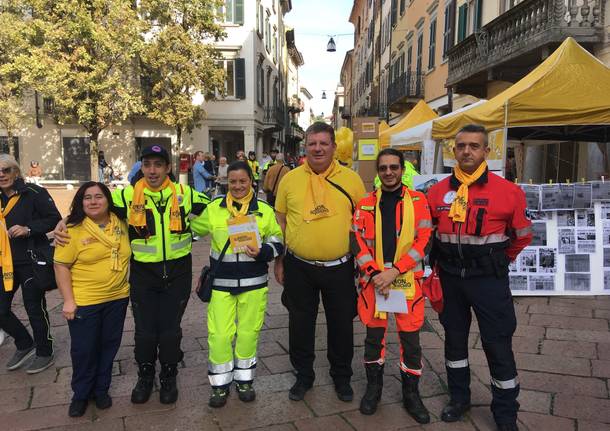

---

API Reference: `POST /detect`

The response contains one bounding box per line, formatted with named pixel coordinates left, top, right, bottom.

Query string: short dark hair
left=227, top=160, right=253, bottom=181
left=305, top=122, right=335, bottom=144
left=66, top=182, right=120, bottom=226
left=376, top=148, right=404, bottom=170
left=456, top=124, right=488, bottom=146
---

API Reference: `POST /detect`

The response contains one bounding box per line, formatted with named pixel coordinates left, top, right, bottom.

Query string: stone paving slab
left=0, top=189, right=609, bottom=430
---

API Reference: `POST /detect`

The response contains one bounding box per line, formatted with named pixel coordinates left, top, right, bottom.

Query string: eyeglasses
left=378, top=164, right=401, bottom=172
left=0, top=167, right=12, bottom=175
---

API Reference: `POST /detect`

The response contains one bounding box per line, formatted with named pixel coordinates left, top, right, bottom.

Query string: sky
left=284, top=0, right=355, bottom=119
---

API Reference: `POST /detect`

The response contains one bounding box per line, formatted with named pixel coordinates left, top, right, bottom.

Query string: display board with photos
left=510, top=182, right=610, bottom=296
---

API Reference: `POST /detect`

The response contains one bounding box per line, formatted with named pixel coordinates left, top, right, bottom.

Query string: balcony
left=447, top=0, right=606, bottom=96
left=388, top=72, right=425, bottom=112
left=286, top=123, right=305, bottom=141
left=264, top=105, right=286, bottom=130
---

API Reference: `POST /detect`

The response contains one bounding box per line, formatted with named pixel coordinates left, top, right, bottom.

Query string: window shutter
left=457, top=4, right=467, bottom=42
left=474, top=0, right=483, bottom=31
left=443, top=1, right=456, bottom=57
left=235, top=58, right=246, bottom=99
left=391, top=0, right=397, bottom=26
left=235, top=0, right=244, bottom=25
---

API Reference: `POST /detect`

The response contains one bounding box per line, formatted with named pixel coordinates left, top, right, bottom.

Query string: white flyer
left=375, top=290, right=408, bottom=313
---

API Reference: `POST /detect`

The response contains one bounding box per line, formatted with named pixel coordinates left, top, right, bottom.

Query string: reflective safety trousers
left=207, top=288, right=268, bottom=387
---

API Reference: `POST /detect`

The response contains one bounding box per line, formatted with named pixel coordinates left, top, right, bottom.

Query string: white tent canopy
left=390, top=100, right=487, bottom=174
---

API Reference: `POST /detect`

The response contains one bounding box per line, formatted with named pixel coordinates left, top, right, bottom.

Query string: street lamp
left=326, top=37, right=336, bottom=52
left=321, top=91, right=327, bottom=99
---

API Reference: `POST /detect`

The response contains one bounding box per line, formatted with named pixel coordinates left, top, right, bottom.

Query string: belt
left=288, top=250, right=351, bottom=267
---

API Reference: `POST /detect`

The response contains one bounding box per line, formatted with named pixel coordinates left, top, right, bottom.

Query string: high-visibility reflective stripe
left=235, top=357, right=257, bottom=369
left=408, top=248, right=422, bottom=262
left=351, top=224, right=359, bottom=232
left=491, top=376, right=519, bottom=389
left=209, top=372, right=233, bottom=386
left=445, top=358, right=469, bottom=368
left=365, top=239, right=374, bottom=248
left=213, top=274, right=268, bottom=287
left=131, top=243, right=157, bottom=254
left=357, top=253, right=375, bottom=266
left=400, top=362, right=422, bottom=375
left=266, top=242, right=282, bottom=258
left=266, top=236, right=283, bottom=244
left=170, top=237, right=192, bottom=251
left=437, top=233, right=509, bottom=245
left=515, top=226, right=532, bottom=237
left=418, top=219, right=433, bottom=228
left=210, top=250, right=255, bottom=262
left=233, top=368, right=255, bottom=381
left=415, top=262, right=424, bottom=272
left=209, top=360, right=234, bottom=374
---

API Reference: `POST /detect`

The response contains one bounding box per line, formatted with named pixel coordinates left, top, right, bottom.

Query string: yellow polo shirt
left=54, top=221, right=131, bottom=306
left=276, top=163, right=366, bottom=261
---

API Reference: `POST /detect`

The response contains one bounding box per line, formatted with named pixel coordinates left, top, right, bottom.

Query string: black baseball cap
left=140, top=145, right=170, bottom=164
left=270, top=148, right=279, bottom=154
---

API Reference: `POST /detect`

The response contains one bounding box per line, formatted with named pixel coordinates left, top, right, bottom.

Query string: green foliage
left=139, top=0, right=226, bottom=148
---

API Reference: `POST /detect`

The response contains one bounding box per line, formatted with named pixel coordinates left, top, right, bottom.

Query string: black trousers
left=439, top=271, right=519, bottom=425
left=282, top=253, right=357, bottom=386
left=130, top=255, right=192, bottom=365
left=0, top=263, right=53, bottom=356
left=68, top=298, right=128, bottom=400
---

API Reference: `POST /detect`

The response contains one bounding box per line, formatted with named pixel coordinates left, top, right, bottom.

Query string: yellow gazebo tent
left=379, top=100, right=438, bottom=148
left=432, top=37, right=610, bottom=139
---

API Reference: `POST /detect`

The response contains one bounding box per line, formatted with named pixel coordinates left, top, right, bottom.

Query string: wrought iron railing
left=447, top=0, right=606, bottom=86
left=388, top=72, right=425, bottom=107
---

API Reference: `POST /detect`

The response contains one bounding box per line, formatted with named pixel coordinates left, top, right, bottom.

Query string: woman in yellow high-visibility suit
left=191, top=161, right=284, bottom=408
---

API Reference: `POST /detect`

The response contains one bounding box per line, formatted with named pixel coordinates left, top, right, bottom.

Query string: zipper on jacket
left=457, top=222, right=465, bottom=278
left=158, top=191, right=168, bottom=280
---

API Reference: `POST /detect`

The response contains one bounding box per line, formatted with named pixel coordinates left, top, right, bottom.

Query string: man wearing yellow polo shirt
left=275, top=122, right=366, bottom=402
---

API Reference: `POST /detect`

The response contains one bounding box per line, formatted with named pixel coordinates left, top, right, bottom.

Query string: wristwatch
left=26, top=227, right=31, bottom=237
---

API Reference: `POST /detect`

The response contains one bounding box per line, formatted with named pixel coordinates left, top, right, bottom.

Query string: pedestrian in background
left=247, top=151, right=260, bottom=193
left=54, top=182, right=131, bottom=417
left=27, top=161, right=43, bottom=185
left=216, top=156, right=229, bottom=195
left=262, top=153, right=290, bottom=206
left=191, top=161, right=283, bottom=408
left=351, top=148, right=432, bottom=422
left=193, top=151, right=215, bottom=194
left=274, top=122, right=366, bottom=402
left=427, top=124, right=532, bottom=431
left=0, top=154, right=61, bottom=374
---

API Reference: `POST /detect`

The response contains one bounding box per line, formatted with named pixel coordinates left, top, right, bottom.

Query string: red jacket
left=427, top=170, right=532, bottom=276
left=351, top=186, right=433, bottom=286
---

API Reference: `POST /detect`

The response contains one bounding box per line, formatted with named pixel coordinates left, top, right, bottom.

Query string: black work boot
left=159, top=363, right=178, bottom=404
left=359, top=363, right=384, bottom=415
left=401, top=371, right=430, bottom=424
left=131, top=362, right=155, bottom=404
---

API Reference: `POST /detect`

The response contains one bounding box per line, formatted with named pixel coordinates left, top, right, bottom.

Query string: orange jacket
left=351, top=186, right=433, bottom=287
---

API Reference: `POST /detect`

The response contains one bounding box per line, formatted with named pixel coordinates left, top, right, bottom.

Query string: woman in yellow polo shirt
left=54, top=182, right=131, bottom=418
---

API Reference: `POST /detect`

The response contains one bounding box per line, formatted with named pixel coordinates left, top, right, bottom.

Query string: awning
left=379, top=100, right=438, bottom=148
left=432, top=37, right=610, bottom=139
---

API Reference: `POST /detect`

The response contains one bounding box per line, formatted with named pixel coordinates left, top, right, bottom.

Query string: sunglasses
left=0, top=167, right=12, bottom=175
left=378, top=164, right=401, bottom=172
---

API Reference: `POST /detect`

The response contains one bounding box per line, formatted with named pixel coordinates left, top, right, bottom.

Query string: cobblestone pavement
left=0, top=188, right=609, bottom=430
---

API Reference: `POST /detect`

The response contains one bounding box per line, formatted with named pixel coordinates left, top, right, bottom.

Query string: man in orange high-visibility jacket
left=351, top=148, right=433, bottom=422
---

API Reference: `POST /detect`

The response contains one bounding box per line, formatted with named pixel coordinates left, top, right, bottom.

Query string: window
left=443, top=0, right=456, bottom=58
left=257, top=61, right=264, bottom=106
left=217, top=58, right=245, bottom=99
left=273, top=29, right=278, bottom=64
left=416, top=33, right=423, bottom=75
left=256, top=1, right=263, bottom=36
left=265, top=15, right=271, bottom=53
left=428, top=18, right=437, bottom=69
left=407, top=45, right=413, bottom=71
left=218, top=0, right=244, bottom=25
left=400, top=0, right=405, bottom=15
left=391, top=0, right=398, bottom=26
left=457, top=3, right=468, bottom=42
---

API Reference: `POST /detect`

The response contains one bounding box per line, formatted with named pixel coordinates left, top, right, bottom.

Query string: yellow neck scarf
left=374, top=188, right=415, bottom=319
left=449, top=161, right=488, bottom=223
left=0, top=195, right=20, bottom=292
left=129, top=177, right=182, bottom=232
left=302, top=160, right=339, bottom=221
left=82, top=213, right=124, bottom=272
left=225, top=188, right=254, bottom=218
